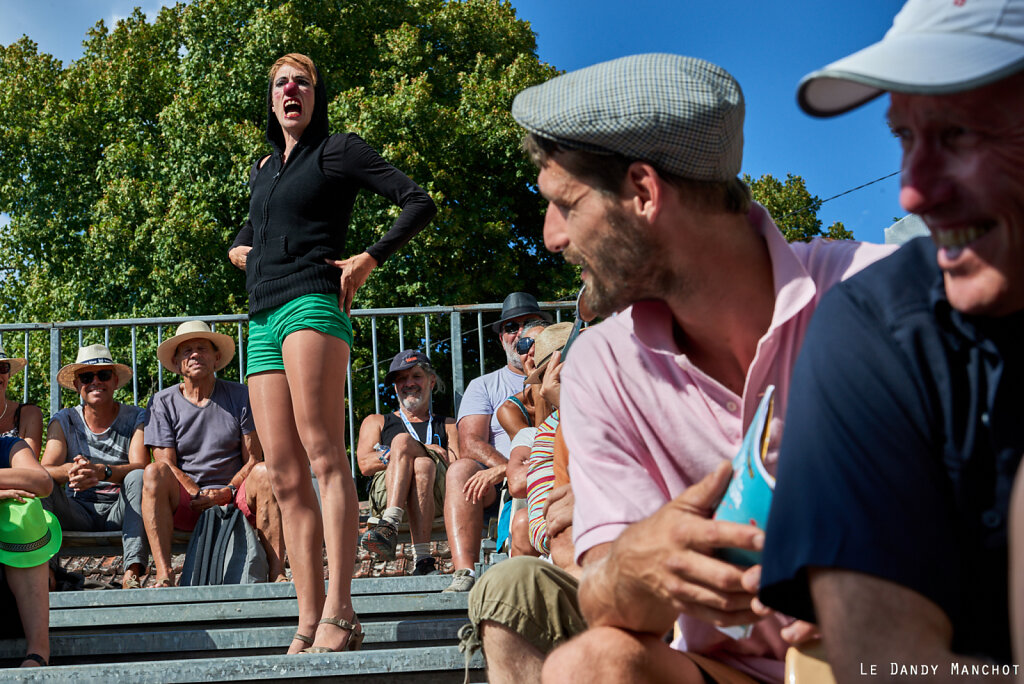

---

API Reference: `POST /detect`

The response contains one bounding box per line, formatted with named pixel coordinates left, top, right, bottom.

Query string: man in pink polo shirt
left=503, top=54, right=896, bottom=684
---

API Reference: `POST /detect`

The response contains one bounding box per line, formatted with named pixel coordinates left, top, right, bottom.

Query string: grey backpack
left=179, top=504, right=268, bottom=585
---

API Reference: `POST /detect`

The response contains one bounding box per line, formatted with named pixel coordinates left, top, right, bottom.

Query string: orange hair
left=268, top=53, right=318, bottom=86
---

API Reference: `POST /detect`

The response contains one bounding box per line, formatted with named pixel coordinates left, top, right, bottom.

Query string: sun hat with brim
left=490, top=292, right=553, bottom=333
left=157, top=320, right=235, bottom=374
left=797, top=0, right=1024, bottom=117
left=57, top=344, right=133, bottom=391
left=0, top=349, right=27, bottom=377
left=512, top=53, right=745, bottom=182
left=525, top=322, right=574, bottom=385
left=0, top=498, right=62, bottom=568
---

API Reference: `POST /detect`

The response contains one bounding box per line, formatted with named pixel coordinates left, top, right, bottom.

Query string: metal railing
left=0, top=302, right=576, bottom=474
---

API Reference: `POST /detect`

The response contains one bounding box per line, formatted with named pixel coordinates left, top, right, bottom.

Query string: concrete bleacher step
left=0, top=575, right=487, bottom=682
left=0, top=646, right=484, bottom=683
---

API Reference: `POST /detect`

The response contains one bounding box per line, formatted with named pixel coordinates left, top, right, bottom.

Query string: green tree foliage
left=0, top=0, right=576, bottom=412
left=745, top=173, right=854, bottom=242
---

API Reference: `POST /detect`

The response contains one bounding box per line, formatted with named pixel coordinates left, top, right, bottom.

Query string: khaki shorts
left=368, top=446, right=447, bottom=518
left=466, top=557, right=761, bottom=684
left=467, top=556, right=586, bottom=654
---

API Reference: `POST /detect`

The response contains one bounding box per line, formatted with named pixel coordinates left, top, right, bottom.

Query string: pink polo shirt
left=562, top=203, right=895, bottom=682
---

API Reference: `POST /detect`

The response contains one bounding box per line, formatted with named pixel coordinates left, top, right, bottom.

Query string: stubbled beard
left=567, top=205, right=675, bottom=317
left=503, top=338, right=524, bottom=371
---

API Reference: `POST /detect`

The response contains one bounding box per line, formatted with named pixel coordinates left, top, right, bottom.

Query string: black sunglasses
left=0, top=362, right=9, bottom=375
left=78, top=369, right=114, bottom=384
left=515, top=337, right=535, bottom=355
left=501, top=321, right=525, bottom=335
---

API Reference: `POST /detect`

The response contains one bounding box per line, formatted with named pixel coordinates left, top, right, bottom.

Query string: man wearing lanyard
left=357, top=350, right=459, bottom=576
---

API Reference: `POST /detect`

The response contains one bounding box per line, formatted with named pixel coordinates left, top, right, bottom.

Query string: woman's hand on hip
left=327, top=252, right=378, bottom=315
left=229, top=245, right=252, bottom=271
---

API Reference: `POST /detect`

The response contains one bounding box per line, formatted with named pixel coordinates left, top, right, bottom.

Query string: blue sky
left=0, top=0, right=907, bottom=244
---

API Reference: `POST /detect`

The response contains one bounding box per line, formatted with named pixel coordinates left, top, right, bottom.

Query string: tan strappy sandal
left=301, top=615, right=364, bottom=653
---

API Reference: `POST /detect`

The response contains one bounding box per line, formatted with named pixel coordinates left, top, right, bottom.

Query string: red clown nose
left=283, top=81, right=299, bottom=97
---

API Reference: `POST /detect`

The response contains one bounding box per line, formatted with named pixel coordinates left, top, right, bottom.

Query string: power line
left=775, top=170, right=900, bottom=223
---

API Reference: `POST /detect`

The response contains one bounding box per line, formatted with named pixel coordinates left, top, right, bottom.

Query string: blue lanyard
left=397, top=406, right=435, bottom=446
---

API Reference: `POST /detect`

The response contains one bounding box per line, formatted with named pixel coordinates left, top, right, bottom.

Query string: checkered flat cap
left=513, top=53, right=744, bottom=181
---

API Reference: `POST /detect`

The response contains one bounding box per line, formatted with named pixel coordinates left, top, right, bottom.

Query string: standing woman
left=229, top=53, right=436, bottom=654
left=0, top=350, right=43, bottom=458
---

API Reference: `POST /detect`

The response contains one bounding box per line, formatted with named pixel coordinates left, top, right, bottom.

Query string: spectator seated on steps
left=479, top=53, right=892, bottom=684
left=142, top=321, right=284, bottom=587
left=0, top=435, right=60, bottom=667
left=463, top=319, right=584, bottom=684
left=442, top=292, right=551, bottom=593
left=356, top=350, right=458, bottom=576
left=40, top=344, right=148, bottom=590
left=760, top=0, right=1024, bottom=675
left=0, top=348, right=44, bottom=459
left=497, top=322, right=572, bottom=559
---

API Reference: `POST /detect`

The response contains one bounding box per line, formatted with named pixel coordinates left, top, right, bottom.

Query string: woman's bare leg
left=249, top=370, right=323, bottom=654
left=282, top=330, right=360, bottom=651
left=7, top=564, right=49, bottom=665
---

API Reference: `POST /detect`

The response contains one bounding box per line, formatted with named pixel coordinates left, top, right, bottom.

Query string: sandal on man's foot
left=153, top=577, right=175, bottom=588
left=360, top=520, right=398, bottom=561
left=301, top=615, right=364, bottom=653
left=21, top=653, right=47, bottom=667
left=292, top=632, right=314, bottom=648
left=122, top=574, right=141, bottom=589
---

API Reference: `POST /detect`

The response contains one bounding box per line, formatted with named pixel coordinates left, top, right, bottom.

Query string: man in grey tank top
left=41, top=344, right=148, bottom=590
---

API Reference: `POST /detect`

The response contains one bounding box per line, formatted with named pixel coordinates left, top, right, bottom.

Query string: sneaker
left=442, top=568, right=475, bottom=592
left=412, top=557, right=437, bottom=576
left=360, top=520, right=398, bottom=561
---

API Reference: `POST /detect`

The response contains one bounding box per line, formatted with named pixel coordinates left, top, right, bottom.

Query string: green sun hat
left=0, top=498, right=62, bottom=568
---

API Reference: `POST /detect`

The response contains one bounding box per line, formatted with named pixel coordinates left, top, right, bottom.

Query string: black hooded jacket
left=231, top=67, right=436, bottom=315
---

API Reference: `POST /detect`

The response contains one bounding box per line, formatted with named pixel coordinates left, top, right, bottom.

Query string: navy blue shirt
left=760, top=237, right=1024, bottom=663
left=0, top=436, right=18, bottom=469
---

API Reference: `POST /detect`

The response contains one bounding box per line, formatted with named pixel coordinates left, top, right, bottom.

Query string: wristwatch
left=103, top=465, right=113, bottom=480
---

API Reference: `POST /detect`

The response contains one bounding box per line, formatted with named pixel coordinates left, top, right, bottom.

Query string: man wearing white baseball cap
left=760, top=0, right=1024, bottom=677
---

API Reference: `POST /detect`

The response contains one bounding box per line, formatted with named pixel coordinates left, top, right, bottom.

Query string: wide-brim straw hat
left=525, top=322, right=574, bottom=385
left=0, top=498, right=62, bottom=568
left=157, top=320, right=235, bottom=374
left=0, top=349, right=27, bottom=376
left=57, top=344, right=133, bottom=391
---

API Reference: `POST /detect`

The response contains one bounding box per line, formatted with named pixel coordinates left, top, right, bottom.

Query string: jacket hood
left=265, top=64, right=329, bottom=154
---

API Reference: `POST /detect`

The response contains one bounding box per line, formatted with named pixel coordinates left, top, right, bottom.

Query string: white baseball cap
left=798, top=0, right=1024, bottom=117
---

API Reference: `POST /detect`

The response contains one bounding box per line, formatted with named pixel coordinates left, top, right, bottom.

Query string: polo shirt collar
left=629, top=202, right=817, bottom=354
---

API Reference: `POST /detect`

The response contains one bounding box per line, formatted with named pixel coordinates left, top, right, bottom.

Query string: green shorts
left=247, top=293, right=354, bottom=376
left=369, top=447, right=448, bottom=518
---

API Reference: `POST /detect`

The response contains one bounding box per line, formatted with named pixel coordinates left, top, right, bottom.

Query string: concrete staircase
left=0, top=575, right=488, bottom=682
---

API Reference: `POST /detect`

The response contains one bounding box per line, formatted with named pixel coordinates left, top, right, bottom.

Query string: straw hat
left=0, top=348, right=27, bottom=376
left=0, top=498, right=62, bottom=568
left=525, top=322, right=574, bottom=385
left=157, top=320, right=235, bottom=374
left=57, top=344, right=133, bottom=391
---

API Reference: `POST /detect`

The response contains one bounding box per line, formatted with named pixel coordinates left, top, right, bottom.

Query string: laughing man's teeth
left=932, top=225, right=992, bottom=249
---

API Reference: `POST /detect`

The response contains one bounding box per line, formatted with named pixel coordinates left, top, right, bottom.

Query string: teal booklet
left=713, top=384, right=776, bottom=567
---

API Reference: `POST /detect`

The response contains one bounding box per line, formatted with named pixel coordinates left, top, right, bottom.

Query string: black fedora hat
left=490, top=292, right=553, bottom=333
